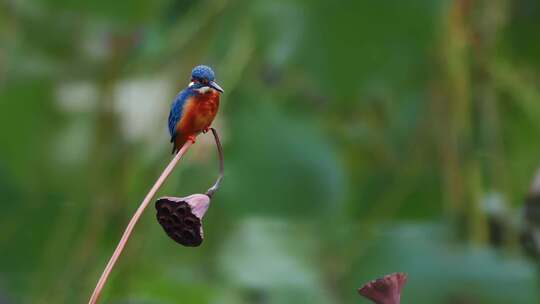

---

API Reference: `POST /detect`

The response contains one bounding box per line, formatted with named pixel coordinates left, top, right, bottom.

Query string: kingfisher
left=168, top=65, right=224, bottom=153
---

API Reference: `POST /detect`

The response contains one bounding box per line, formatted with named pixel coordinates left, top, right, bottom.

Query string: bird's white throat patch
left=188, top=82, right=213, bottom=94
left=195, top=86, right=212, bottom=94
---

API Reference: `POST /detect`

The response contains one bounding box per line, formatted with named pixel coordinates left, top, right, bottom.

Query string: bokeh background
left=2, top=0, right=540, bottom=303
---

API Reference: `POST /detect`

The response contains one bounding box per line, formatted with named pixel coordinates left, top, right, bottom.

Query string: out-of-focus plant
left=521, top=168, right=540, bottom=259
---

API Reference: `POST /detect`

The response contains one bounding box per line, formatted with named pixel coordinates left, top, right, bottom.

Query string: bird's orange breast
left=176, top=90, right=220, bottom=138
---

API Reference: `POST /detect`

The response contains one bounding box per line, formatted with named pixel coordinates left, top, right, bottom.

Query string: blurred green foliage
left=1, top=0, right=540, bottom=303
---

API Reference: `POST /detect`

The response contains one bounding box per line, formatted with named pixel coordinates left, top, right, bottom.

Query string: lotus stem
left=205, top=127, right=224, bottom=198
left=88, top=140, right=193, bottom=304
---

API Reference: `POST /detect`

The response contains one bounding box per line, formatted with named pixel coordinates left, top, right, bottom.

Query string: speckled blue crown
left=191, top=65, right=215, bottom=81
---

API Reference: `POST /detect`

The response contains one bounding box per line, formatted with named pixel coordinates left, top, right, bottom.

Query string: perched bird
left=168, top=65, right=224, bottom=153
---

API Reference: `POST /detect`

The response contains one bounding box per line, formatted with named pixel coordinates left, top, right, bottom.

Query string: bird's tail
left=172, top=137, right=187, bottom=154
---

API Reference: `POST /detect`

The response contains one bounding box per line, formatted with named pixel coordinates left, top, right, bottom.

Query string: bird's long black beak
left=209, top=81, right=224, bottom=93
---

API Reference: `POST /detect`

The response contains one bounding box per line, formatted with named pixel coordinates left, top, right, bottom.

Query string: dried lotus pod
left=155, top=194, right=210, bottom=247
left=358, top=272, right=408, bottom=304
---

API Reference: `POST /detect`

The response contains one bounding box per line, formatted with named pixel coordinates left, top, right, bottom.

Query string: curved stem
left=206, top=128, right=224, bottom=198
left=88, top=141, right=193, bottom=304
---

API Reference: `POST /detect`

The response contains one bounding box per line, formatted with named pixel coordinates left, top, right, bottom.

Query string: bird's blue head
left=189, top=65, right=224, bottom=93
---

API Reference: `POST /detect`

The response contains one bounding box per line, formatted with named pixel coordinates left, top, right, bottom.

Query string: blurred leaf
left=223, top=99, right=345, bottom=217
left=219, top=217, right=332, bottom=304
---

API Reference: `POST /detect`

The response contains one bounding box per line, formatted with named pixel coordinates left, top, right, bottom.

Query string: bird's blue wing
left=168, top=89, right=193, bottom=142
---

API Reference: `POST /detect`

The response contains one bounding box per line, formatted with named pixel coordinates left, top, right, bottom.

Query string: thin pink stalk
left=88, top=141, right=193, bottom=304
left=206, top=127, right=224, bottom=198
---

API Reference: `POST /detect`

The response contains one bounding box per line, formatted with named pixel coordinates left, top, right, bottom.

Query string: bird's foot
left=187, top=135, right=197, bottom=143
left=202, top=127, right=210, bottom=134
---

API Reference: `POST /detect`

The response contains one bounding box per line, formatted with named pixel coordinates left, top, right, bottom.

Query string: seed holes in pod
left=171, top=213, right=182, bottom=224
left=176, top=205, right=187, bottom=216
left=182, top=229, right=195, bottom=240
left=159, top=205, right=171, bottom=215
left=184, top=217, right=196, bottom=227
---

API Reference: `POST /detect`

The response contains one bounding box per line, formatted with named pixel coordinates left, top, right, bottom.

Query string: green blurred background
left=2, top=0, right=540, bottom=303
